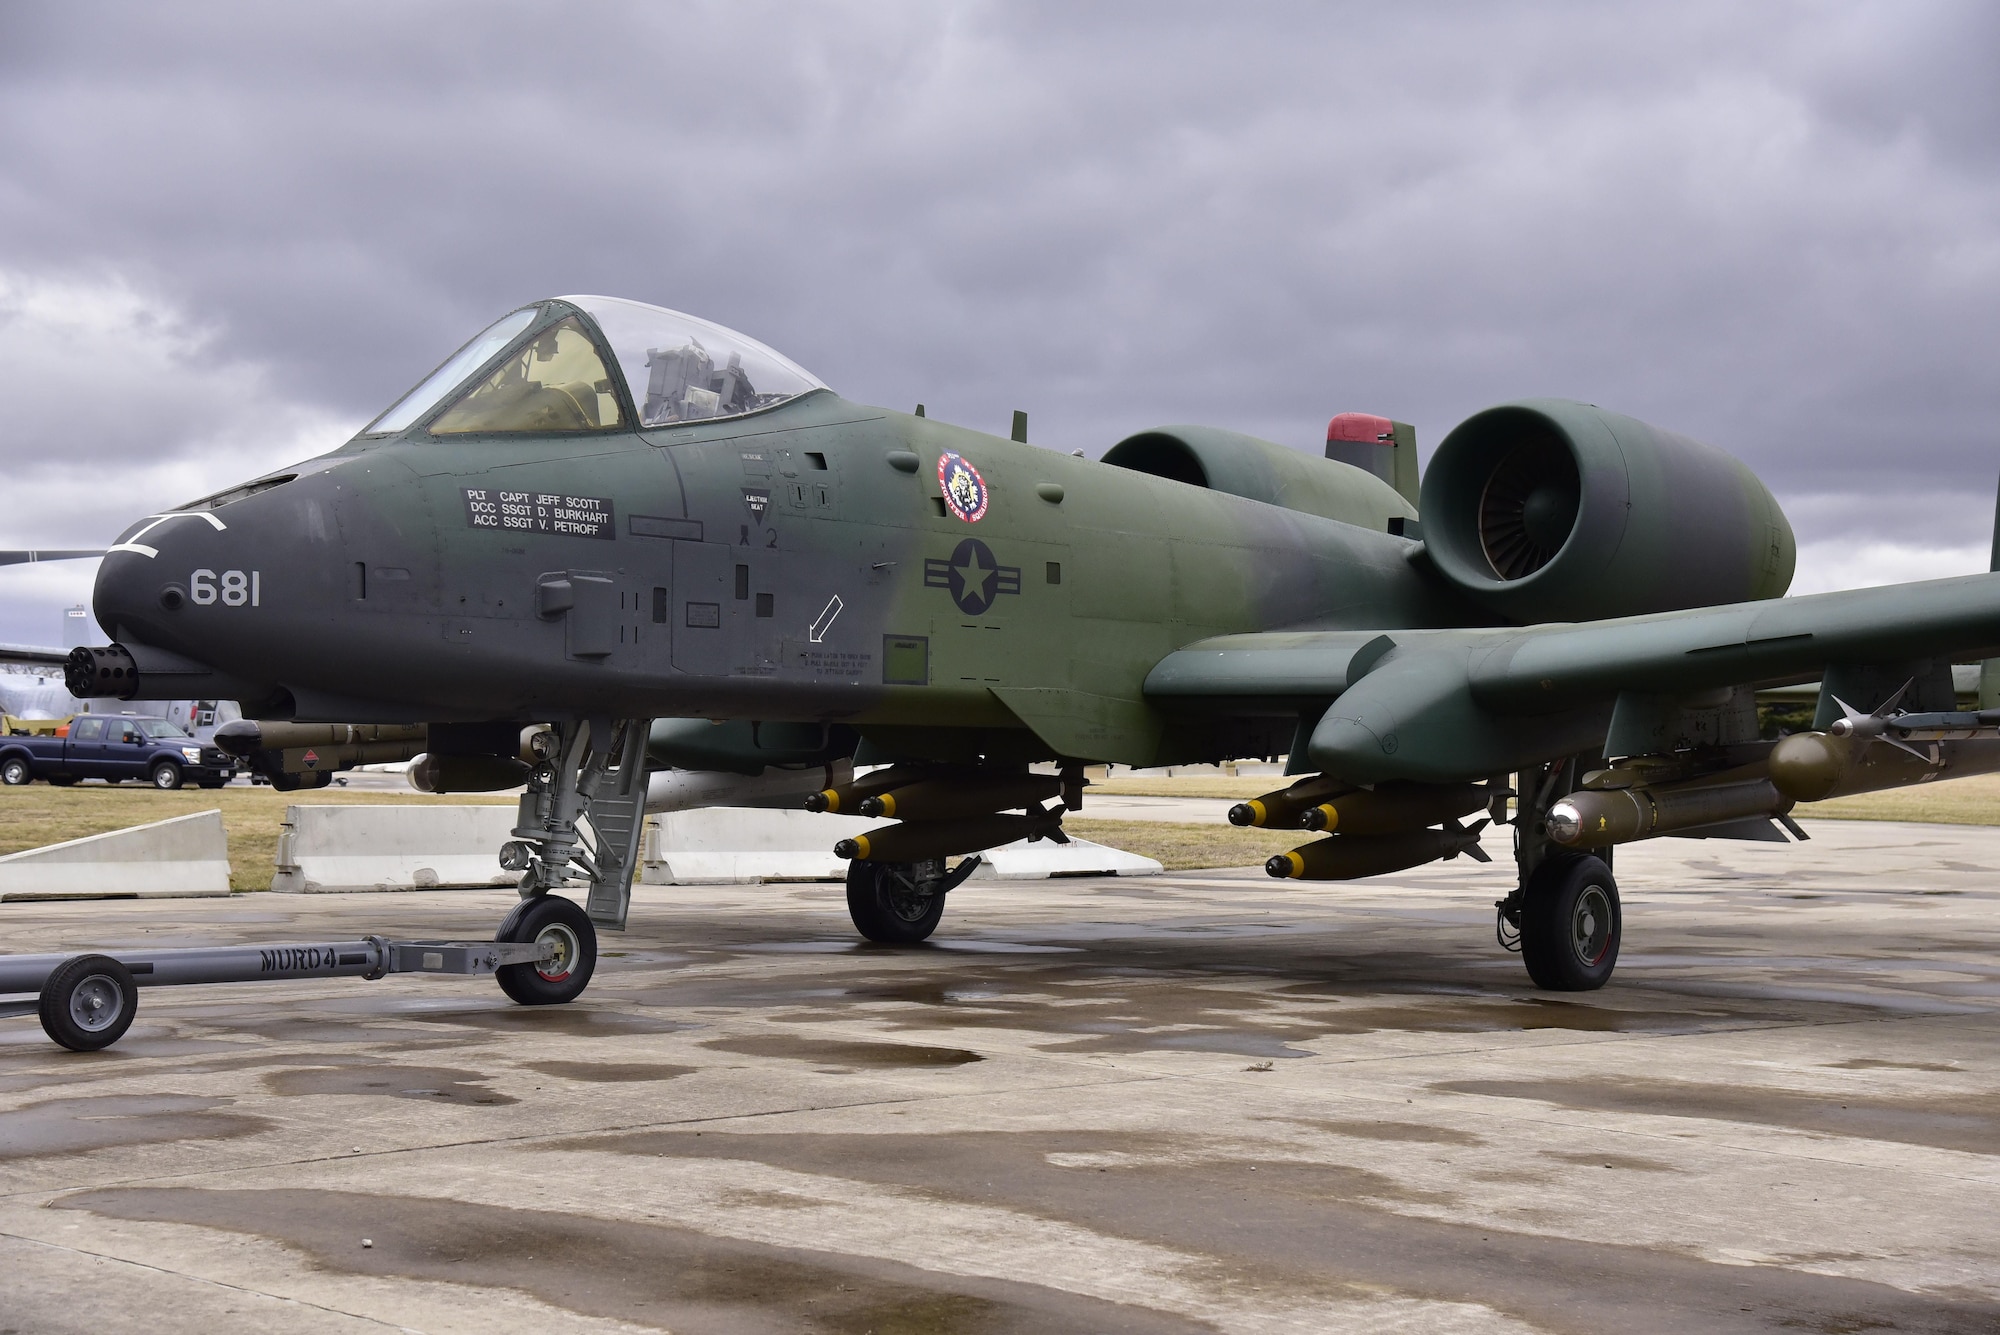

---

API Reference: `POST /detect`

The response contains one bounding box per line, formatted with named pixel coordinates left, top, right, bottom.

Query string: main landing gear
left=845, top=856, right=985, bottom=944
left=1497, top=757, right=1622, bottom=991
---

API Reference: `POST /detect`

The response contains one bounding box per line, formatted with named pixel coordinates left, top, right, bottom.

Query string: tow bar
left=0, top=933, right=564, bottom=1051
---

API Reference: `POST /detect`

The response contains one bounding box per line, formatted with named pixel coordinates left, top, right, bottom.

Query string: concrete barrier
left=642, top=807, right=1162, bottom=884
left=0, top=810, right=231, bottom=900
left=270, top=804, right=518, bottom=894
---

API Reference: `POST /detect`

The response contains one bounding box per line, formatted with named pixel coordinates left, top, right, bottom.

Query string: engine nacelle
left=1104, top=425, right=1415, bottom=530
left=1419, top=398, right=1793, bottom=624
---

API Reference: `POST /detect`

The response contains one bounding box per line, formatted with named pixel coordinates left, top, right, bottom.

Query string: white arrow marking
left=809, top=594, right=844, bottom=643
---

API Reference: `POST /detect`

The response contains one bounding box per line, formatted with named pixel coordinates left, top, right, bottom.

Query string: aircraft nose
left=91, top=513, right=215, bottom=648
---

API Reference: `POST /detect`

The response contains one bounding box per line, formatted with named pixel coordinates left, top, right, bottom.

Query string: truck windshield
left=133, top=718, right=188, bottom=737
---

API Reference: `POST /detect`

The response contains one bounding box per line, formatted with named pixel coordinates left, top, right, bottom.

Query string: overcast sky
left=1, top=1, right=1996, bottom=644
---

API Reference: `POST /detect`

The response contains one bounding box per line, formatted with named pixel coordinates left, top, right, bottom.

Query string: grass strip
left=1065, top=818, right=1304, bottom=872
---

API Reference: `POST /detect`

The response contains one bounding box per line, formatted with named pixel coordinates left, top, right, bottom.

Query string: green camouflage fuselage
left=97, top=390, right=1474, bottom=765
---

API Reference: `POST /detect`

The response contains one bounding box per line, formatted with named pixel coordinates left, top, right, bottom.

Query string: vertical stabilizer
left=1326, top=413, right=1419, bottom=508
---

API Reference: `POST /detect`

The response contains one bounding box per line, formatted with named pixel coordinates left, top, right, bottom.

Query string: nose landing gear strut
left=500, top=716, right=653, bottom=932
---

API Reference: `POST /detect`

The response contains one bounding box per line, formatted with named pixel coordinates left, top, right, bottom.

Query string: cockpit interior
left=364, top=296, right=826, bottom=438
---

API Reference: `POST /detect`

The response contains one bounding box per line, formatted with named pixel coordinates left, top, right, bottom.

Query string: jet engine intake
left=1419, top=399, right=1794, bottom=624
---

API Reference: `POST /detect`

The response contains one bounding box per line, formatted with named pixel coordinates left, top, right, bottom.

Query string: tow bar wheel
left=39, top=954, right=138, bottom=1051
left=494, top=895, right=597, bottom=1005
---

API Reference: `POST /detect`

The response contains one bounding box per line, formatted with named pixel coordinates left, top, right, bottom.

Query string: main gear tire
left=39, top=954, right=138, bottom=1051
left=494, top=895, right=597, bottom=1005
left=846, top=859, right=947, bottom=944
left=1519, top=854, right=1620, bottom=991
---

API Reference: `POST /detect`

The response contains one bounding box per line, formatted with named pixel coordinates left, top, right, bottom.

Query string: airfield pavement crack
left=0, top=1227, right=419, bottom=1332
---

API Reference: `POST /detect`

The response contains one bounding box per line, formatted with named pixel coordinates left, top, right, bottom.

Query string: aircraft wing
left=0, top=550, right=104, bottom=567
left=1146, top=570, right=2000, bottom=783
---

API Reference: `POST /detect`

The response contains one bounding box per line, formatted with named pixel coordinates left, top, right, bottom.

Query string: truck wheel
left=1, top=757, right=29, bottom=785
left=846, top=859, right=947, bottom=944
left=149, top=761, right=184, bottom=790
left=1519, top=854, right=1621, bottom=992
left=494, top=895, right=597, bottom=1005
left=39, top=954, right=139, bottom=1052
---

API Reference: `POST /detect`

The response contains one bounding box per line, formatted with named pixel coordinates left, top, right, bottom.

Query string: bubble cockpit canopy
left=364, top=296, right=827, bottom=436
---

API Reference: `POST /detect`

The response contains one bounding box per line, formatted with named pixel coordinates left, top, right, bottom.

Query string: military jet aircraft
left=64, top=295, right=2000, bottom=1005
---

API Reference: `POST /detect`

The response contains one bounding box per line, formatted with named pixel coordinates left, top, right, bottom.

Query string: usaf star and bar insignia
left=925, top=537, right=1020, bottom=616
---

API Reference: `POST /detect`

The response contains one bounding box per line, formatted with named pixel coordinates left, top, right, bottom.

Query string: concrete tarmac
left=1, top=819, right=1996, bottom=1333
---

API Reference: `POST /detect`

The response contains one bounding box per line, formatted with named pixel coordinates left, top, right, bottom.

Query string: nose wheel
left=494, top=895, right=598, bottom=1005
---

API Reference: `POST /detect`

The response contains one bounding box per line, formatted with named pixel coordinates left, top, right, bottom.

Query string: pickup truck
left=0, top=714, right=237, bottom=789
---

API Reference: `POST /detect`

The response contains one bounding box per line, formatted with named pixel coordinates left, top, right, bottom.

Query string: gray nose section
left=91, top=549, right=160, bottom=644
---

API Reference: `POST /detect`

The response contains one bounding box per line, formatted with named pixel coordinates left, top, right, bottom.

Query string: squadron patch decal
left=924, top=538, right=1020, bottom=616
left=936, top=451, right=989, bottom=523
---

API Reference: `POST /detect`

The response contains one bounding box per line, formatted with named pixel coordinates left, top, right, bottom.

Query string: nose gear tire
left=39, top=953, right=139, bottom=1051
left=846, top=859, right=947, bottom=944
left=494, top=895, right=597, bottom=1005
left=1519, top=853, right=1620, bottom=992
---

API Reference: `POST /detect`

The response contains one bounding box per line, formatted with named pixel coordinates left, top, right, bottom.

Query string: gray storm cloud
left=0, top=1, right=1995, bottom=642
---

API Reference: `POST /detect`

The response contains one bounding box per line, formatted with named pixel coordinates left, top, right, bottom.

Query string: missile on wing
left=1768, top=729, right=2000, bottom=802
left=1298, top=780, right=1490, bottom=834
left=1266, top=821, right=1490, bottom=880
left=1545, top=767, right=1787, bottom=848
left=834, top=808, right=1065, bottom=863
left=1227, top=773, right=1353, bottom=828
left=857, top=772, right=1062, bottom=820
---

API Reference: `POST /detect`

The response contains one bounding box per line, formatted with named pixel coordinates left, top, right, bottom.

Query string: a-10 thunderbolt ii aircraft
left=63, top=295, right=2000, bottom=1004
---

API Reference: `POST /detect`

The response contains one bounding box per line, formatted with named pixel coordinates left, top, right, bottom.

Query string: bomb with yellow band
left=834, top=808, right=1066, bottom=863
left=1297, top=780, right=1491, bottom=834
left=857, top=772, right=1063, bottom=821
left=1266, top=820, right=1491, bottom=881
left=805, top=765, right=925, bottom=814
left=1227, top=774, right=1353, bottom=828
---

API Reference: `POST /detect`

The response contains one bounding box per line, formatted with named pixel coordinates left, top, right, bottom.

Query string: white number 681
left=190, top=569, right=261, bottom=607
